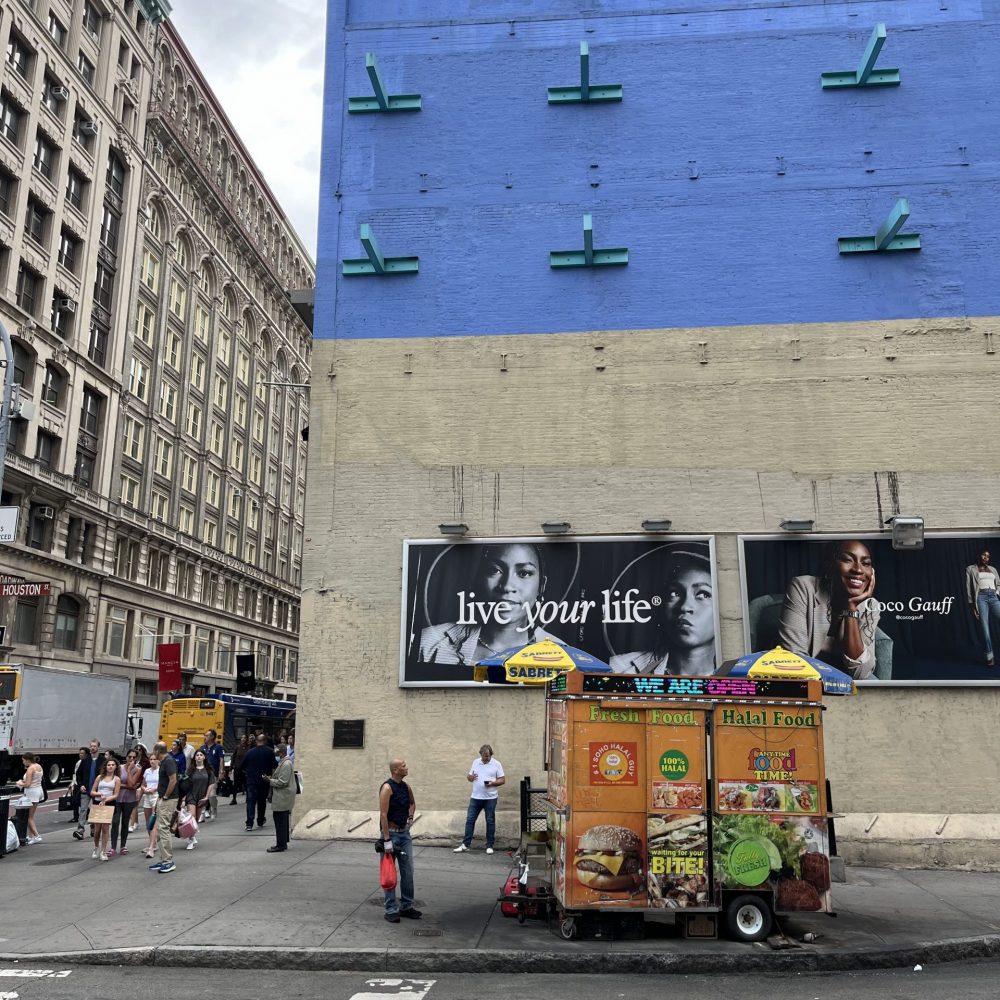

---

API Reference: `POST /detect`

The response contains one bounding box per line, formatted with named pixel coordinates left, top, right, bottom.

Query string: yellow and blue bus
left=160, top=693, right=296, bottom=757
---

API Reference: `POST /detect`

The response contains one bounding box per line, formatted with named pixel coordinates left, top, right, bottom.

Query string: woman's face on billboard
left=481, top=544, right=542, bottom=618
left=663, top=566, right=714, bottom=648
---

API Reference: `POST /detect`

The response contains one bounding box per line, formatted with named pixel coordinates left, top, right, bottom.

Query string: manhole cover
left=413, top=929, right=442, bottom=937
left=32, top=857, right=85, bottom=866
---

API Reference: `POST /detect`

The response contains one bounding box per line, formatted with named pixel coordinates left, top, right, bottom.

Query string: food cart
left=534, top=662, right=838, bottom=941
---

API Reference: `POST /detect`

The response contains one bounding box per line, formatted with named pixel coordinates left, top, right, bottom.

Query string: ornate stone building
left=0, top=0, right=313, bottom=711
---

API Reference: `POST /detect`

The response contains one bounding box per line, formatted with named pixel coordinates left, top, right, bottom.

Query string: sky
left=167, top=0, right=326, bottom=258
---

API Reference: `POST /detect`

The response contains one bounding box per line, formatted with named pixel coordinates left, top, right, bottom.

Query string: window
left=104, top=604, right=129, bottom=656
left=57, top=229, right=80, bottom=272
left=48, top=12, right=68, bottom=48
left=16, top=262, right=40, bottom=316
left=190, top=353, right=205, bottom=391
left=202, top=570, right=219, bottom=607
left=206, top=470, right=220, bottom=506
left=178, top=504, right=194, bottom=535
left=42, top=364, right=66, bottom=407
left=202, top=517, right=217, bottom=546
left=158, top=382, right=176, bottom=421
left=74, top=446, right=96, bottom=487
left=100, top=204, right=119, bottom=254
left=119, top=472, right=140, bottom=506
left=136, top=301, right=154, bottom=345
left=11, top=342, right=32, bottom=386
left=123, top=415, right=144, bottom=459
left=194, top=626, right=211, bottom=671
left=253, top=411, right=265, bottom=443
left=27, top=505, right=53, bottom=551
left=42, top=75, right=67, bottom=115
left=180, top=453, right=197, bottom=492
left=195, top=305, right=209, bottom=342
left=245, top=539, right=257, bottom=564
left=35, top=430, right=60, bottom=468
left=72, top=110, right=95, bottom=149
left=153, top=435, right=172, bottom=477
left=106, top=153, right=126, bottom=199
left=0, top=91, right=24, bottom=144
left=138, top=613, right=161, bottom=662
left=53, top=595, right=81, bottom=650
left=169, top=278, right=186, bottom=318
left=141, top=248, right=159, bottom=290
left=51, top=293, right=74, bottom=338
left=228, top=485, right=242, bottom=518
left=66, top=168, right=87, bottom=210
left=249, top=453, right=262, bottom=486
left=83, top=2, right=102, bottom=41
left=6, top=34, right=33, bottom=81
left=166, top=331, right=181, bottom=368
left=230, top=437, right=244, bottom=469
left=237, top=350, right=250, bottom=384
left=128, top=357, right=149, bottom=401
left=24, top=198, right=48, bottom=244
left=218, top=327, right=232, bottom=366
left=113, top=537, right=140, bottom=579
left=0, top=167, right=15, bottom=214
left=34, top=133, right=58, bottom=180
left=225, top=529, right=238, bottom=555
left=209, top=420, right=223, bottom=457
left=217, top=633, right=233, bottom=674
left=147, top=548, right=169, bottom=589
left=77, top=52, right=96, bottom=86
left=213, top=376, right=228, bottom=409
left=224, top=581, right=239, bottom=614
left=150, top=490, right=169, bottom=521
left=80, top=387, right=102, bottom=435
left=88, top=323, right=108, bottom=367
left=13, top=596, right=39, bottom=645
left=93, top=264, right=114, bottom=310
left=185, top=402, right=202, bottom=439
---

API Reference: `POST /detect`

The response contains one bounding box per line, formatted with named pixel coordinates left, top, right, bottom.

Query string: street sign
left=0, top=581, right=50, bottom=598
left=0, top=507, right=19, bottom=543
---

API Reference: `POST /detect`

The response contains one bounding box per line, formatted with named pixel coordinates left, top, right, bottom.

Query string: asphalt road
left=2, top=962, right=1000, bottom=1000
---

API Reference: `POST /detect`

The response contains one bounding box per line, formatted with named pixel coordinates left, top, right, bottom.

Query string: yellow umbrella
left=474, top=638, right=608, bottom=685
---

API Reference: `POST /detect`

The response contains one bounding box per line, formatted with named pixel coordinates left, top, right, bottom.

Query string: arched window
left=53, top=594, right=81, bottom=650
left=147, top=203, right=162, bottom=240
left=12, top=341, right=35, bottom=388
left=222, top=289, right=235, bottom=320
left=176, top=237, right=189, bottom=271
left=199, top=262, right=213, bottom=296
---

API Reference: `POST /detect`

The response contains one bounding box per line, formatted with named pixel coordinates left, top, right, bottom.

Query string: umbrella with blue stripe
left=720, top=646, right=856, bottom=696
left=474, top=638, right=610, bottom=685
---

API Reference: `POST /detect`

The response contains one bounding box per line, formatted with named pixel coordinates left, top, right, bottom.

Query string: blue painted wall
left=316, top=0, right=998, bottom=340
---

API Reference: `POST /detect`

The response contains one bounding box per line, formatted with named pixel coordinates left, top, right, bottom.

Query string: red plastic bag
left=380, top=852, right=397, bottom=890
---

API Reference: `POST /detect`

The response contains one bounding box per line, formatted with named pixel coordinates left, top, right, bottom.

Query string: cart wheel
left=517, top=909, right=526, bottom=924
left=559, top=916, right=577, bottom=940
left=725, top=895, right=772, bottom=942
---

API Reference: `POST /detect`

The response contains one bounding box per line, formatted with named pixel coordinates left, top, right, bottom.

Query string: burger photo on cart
left=574, top=824, right=644, bottom=896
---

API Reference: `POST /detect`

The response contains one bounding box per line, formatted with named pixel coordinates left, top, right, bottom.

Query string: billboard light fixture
left=780, top=519, right=815, bottom=532
left=438, top=522, right=468, bottom=537
left=885, top=515, right=924, bottom=550
left=541, top=521, right=572, bottom=535
left=641, top=518, right=673, bottom=532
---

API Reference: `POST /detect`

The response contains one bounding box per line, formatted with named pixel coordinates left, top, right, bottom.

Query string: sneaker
left=399, top=908, right=422, bottom=919
left=453, top=844, right=469, bottom=852
left=107, top=848, right=116, bottom=858
left=384, top=913, right=400, bottom=923
left=27, top=835, right=42, bottom=845
left=245, top=825, right=254, bottom=832
left=186, top=840, right=195, bottom=850
left=92, top=849, right=100, bottom=859
left=99, top=853, right=109, bottom=862
left=486, top=847, right=494, bottom=855
left=128, top=823, right=137, bottom=832
left=157, top=862, right=176, bottom=873
left=120, top=847, right=129, bottom=855
left=148, top=860, right=165, bottom=870
left=73, top=829, right=85, bottom=841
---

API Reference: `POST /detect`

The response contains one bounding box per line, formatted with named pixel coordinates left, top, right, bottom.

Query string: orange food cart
left=542, top=668, right=835, bottom=941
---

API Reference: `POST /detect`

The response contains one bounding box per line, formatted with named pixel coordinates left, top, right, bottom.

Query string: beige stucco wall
left=293, top=317, right=1000, bottom=855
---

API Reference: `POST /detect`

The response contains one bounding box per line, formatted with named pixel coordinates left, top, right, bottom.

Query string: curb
left=3, top=936, right=1000, bottom=974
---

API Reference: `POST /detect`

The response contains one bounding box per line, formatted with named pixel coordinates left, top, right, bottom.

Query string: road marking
left=349, top=979, right=435, bottom=1000
left=0, top=971, right=71, bottom=979
left=0, top=991, right=18, bottom=999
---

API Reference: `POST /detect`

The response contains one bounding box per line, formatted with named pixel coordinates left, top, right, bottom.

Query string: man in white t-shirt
left=453, top=744, right=505, bottom=855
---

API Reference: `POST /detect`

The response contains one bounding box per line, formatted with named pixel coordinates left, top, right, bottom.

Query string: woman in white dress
left=15, top=753, right=44, bottom=844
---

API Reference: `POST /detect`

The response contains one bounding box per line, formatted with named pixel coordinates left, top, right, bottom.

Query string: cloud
left=166, top=0, right=325, bottom=257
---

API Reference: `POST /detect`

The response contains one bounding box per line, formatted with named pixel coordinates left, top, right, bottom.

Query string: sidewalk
left=3, top=805, right=1000, bottom=973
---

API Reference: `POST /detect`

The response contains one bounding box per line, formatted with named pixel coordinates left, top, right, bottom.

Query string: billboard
left=400, top=537, right=720, bottom=687
left=740, top=533, right=1000, bottom=685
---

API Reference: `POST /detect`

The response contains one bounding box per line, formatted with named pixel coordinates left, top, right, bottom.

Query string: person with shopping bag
left=378, top=758, right=422, bottom=923
left=262, top=742, right=294, bottom=853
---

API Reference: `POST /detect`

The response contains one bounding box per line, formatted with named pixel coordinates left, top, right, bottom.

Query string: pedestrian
left=169, top=738, right=187, bottom=775
left=140, top=753, right=160, bottom=858
left=89, top=756, right=120, bottom=861
left=286, top=734, right=295, bottom=762
left=231, top=735, right=249, bottom=805
left=262, top=743, right=294, bottom=853
left=241, top=734, right=275, bottom=832
left=110, top=749, right=141, bottom=857
left=149, top=741, right=178, bottom=874
left=15, top=753, right=44, bottom=844
left=453, top=744, right=505, bottom=855
left=178, top=732, right=195, bottom=769
left=129, top=745, right=150, bottom=830
left=183, top=750, right=215, bottom=850
left=379, top=758, right=421, bottom=923
left=69, top=747, right=88, bottom=824
left=198, top=729, right=225, bottom=820
left=74, top=740, right=103, bottom=840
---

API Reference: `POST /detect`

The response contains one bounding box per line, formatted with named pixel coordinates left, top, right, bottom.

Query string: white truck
left=0, top=663, right=141, bottom=786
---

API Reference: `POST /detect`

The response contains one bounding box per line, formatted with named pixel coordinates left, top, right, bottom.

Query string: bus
left=159, top=693, right=296, bottom=758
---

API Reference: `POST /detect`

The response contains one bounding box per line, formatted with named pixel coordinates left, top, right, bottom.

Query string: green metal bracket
left=348, top=53, right=422, bottom=113
left=550, top=215, right=628, bottom=268
left=821, top=24, right=900, bottom=89
left=342, top=225, right=419, bottom=276
left=838, top=199, right=921, bottom=254
left=548, top=43, right=623, bottom=104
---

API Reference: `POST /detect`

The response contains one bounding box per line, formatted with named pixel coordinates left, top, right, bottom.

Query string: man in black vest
left=379, top=758, right=422, bottom=923
left=73, top=739, right=102, bottom=840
